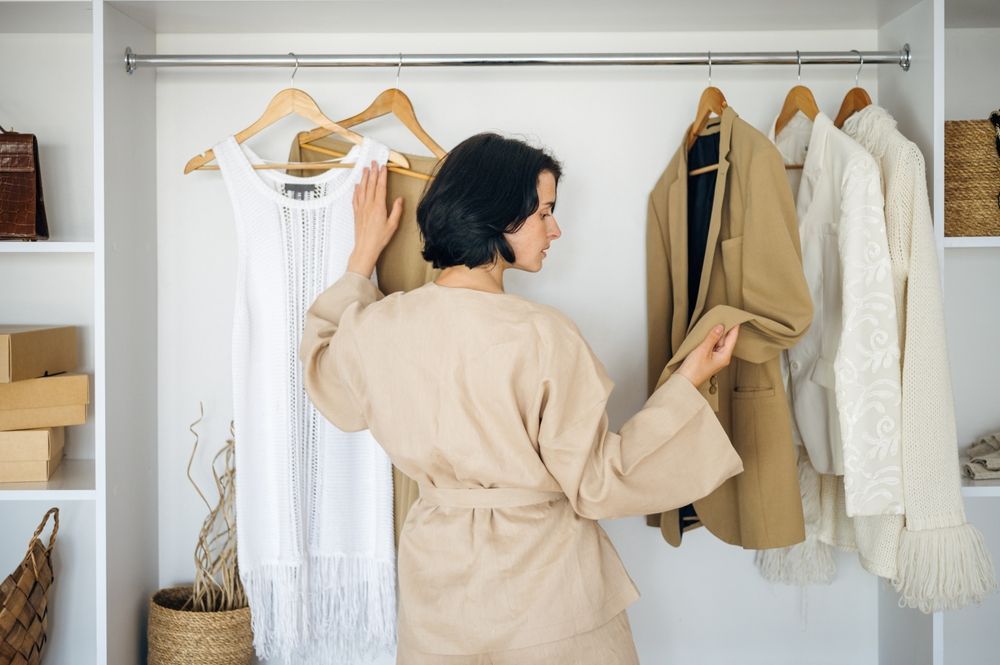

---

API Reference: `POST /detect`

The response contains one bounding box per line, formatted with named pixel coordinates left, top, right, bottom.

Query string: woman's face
left=504, top=171, right=561, bottom=272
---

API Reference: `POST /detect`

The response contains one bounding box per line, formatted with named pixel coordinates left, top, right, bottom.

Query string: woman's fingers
left=388, top=196, right=404, bottom=230
left=701, top=325, right=725, bottom=355
left=359, top=164, right=370, bottom=199
left=376, top=163, right=388, bottom=202
left=713, top=325, right=740, bottom=364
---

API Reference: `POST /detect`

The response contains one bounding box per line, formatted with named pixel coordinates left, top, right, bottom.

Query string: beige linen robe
left=301, top=271, right=743, bottom=655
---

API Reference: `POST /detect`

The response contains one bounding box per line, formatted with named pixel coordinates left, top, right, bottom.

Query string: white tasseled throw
left=214, top=136, right=396, bottom=662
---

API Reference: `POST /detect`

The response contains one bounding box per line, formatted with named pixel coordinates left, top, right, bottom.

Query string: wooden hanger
left=834, top=52, right=872, bottom=128
left=183, top=87, right=411, bottom=174
left=774, top=85, right=820, bottom=137
left=687, top=86, right=728, bottom=176
left=299, top=88, right=446, bottom=159
left=834, top=87, right=872, bottom=128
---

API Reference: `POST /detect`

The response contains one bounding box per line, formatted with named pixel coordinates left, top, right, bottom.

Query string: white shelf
left=944, top=236, right=1000, bottom=248
left=0, top=241, right=96, bottom=253
left=962, top=476, right=1000, bottom=498
left=0, top=459, right=96, bottom=500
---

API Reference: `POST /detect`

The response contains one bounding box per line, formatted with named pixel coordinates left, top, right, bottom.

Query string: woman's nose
left=548, top=218, right=562, bottom=239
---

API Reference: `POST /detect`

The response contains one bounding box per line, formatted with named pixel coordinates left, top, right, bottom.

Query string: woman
left=301, top=133, right=743, bottom=664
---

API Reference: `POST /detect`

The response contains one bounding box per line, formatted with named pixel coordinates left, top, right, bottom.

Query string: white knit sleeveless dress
left=214, top=135, right=396, bottom=663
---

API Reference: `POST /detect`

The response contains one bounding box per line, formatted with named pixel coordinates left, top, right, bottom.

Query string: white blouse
left=770, top=111, right=904, bottom=517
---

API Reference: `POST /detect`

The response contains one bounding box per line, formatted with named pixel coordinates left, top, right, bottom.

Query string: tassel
left=894, top=523, right=998, bottom=612
left=755, top=537, right=836, bottom=586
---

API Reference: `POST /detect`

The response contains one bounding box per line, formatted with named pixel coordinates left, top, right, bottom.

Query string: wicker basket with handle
left=944, top=117, right=1000, bottom=236
left=0, top=508, right=58, bottom=665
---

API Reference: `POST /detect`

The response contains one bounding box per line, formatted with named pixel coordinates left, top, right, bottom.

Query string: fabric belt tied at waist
left=419, top=486, right=566, bottom=508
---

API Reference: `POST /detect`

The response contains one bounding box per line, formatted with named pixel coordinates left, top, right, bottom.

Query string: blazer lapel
left=666, top=150, right=690, bottom=349
left=686, top=106, right=734, bottom=332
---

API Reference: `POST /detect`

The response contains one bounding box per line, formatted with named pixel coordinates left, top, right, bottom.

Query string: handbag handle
left=29, top=507, right=60, bottom=553
left=0, top=125, right=8, bottom=133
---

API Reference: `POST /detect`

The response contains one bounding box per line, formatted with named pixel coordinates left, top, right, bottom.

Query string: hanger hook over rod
left=851, top=49, right=864, bottom=87
left=707, top=50, right=712, bottom=85
left=396, top=52, right=403, bottom=89
left=288, top=52, right=299, bottom=87
left=796, top=50, right=802, bottom=82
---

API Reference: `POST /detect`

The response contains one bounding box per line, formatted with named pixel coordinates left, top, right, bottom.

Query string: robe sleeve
left=657, top=147, right=813, bottom=388
left=300, top=271, right=384, bottom=432
left=537, top=319, right=744, bottom=521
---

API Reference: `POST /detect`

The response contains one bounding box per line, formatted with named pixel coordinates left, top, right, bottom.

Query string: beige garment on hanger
left=290, top=134, right=442, bottom=544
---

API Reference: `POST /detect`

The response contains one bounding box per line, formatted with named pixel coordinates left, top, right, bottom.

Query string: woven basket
left=945, top=119, right=1000, bottom=236
left=148, top=586, right=252, bottom=665
left=0, top=507, right=58, bottom=665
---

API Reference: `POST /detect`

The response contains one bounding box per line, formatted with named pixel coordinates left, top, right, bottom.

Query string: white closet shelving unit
left=937, top=1, right=1000, bottom=664
left=0, top=1, right=996, bottom=664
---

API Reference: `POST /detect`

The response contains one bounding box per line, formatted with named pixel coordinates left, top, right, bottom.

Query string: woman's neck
left=435, top=263, right=506, bottom=293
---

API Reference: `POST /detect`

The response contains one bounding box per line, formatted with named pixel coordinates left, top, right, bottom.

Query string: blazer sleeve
left=658, top=147, right=813, bottom=384
left=537, top=318, right=744, bottom=521
left=834, top=155, right=904, bottom=517
left=300, top=271, right=384, bottom=432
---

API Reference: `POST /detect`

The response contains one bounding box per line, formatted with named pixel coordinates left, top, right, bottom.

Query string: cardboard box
left=0, top=432, right=64, bottom=482
left=0, top=374, right=89, bottom=431
left=0, top=427, right=64, bottom=461
left=0, top=325, right=78, bottom=383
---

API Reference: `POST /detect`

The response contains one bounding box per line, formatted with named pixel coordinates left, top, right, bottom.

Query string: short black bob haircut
left=417, top=133, right=563, bottom=270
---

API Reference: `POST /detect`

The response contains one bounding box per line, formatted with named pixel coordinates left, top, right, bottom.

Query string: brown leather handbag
left=0, top=125, right=48, bottom=241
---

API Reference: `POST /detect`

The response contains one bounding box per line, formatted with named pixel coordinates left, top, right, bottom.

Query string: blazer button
left=709, top=384, right=718, bottom=395
left=709, top=375, right=718, bottom=394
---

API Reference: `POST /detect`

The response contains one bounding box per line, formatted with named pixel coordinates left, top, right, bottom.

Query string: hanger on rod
left=300, top=53, right=446, bottom=158
left=775, top=50, right=820, bottom=170
left=834, top=50, right=873, bottom=128
left=184, top=53, right=410, bottom=174
left=687, top=51, right=728, bottom=176
left=297, top=54, right=443, bottom=181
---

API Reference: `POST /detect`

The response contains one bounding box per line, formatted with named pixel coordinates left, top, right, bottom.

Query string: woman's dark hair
left=417, top=133, right=563, bottom=269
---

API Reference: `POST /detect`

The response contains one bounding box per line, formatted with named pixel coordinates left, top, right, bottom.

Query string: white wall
left=155, top=29, right=885, bottom=665
left=943, top=27, right=1000, bottom=121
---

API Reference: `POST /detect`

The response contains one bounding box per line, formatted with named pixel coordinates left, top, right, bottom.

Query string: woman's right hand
left=676, top=324, right=740, bottom=388
left=347, top=161, right=404, bottom=278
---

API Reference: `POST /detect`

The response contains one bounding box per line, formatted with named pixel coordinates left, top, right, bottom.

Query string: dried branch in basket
left=184, top=403, right=247, bottom=612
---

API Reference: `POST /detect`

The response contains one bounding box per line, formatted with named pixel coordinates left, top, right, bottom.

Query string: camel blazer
left=646, top=106, right=813, bottom=550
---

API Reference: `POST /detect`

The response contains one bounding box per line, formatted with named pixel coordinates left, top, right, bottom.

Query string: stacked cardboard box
left=0, top=326, right=89, bottom=482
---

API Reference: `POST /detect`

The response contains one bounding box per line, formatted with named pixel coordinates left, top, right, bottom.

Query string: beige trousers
left=396, top=611, right=640, bottom=665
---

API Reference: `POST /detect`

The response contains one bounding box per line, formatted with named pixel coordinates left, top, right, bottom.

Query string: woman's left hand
left=347, top=161, right=404, bottom=277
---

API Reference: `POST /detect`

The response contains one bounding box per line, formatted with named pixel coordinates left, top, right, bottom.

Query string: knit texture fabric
left=844, top=106, right=995, bottom=612
left=214, top=136, right=396, bottom=661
